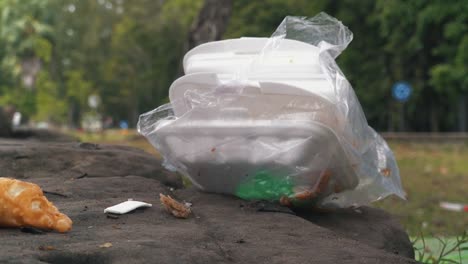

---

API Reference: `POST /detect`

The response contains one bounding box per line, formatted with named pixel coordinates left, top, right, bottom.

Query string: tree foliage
left=0, top=0, right=202, bottom=127
left=0, top=0, right=467, bottom=131
left=226, top=0, right=468, bottom=132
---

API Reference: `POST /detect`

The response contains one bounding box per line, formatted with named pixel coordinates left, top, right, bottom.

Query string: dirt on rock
left=0, top=137, right=416, bottom=264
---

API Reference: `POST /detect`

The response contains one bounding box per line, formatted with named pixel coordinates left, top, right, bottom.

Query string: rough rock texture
left=0, top=139, right=416, bottom=264
left=0, top=139, right=180, bottom=187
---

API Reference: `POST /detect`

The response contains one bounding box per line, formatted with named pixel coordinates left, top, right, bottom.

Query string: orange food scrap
left=279, top=196, right=292, bottom=207
left=316, top=169, right=332, bottom=193
left=293, top=169, right=333, bottom=201
left=159, top=194, right=191, bottom=219
left=380, top=168, right=391, bottom=177
left=294, top=189, right=316, bottom=201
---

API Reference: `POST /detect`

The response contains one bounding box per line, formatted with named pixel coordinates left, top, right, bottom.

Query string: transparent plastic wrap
left=138, top=12, right=405, bottom=208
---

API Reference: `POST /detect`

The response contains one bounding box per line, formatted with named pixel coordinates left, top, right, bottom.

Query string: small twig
left=75, top=173, right=88, bottom=179
left=436, top=236, right=448, bottom=262
left=420, top=230, right=427, bottom=262
left=439, top=231, right=468, bottom=263
left=14, top=155, right=28, bottom=160
left=414, top=230, right=468, bottom=264
left=43, top=190, right=69, bottom=198
left=256, top=207, right=296, bottom=215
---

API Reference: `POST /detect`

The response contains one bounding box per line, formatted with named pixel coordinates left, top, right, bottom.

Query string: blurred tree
left=35, top=71, right=67, bottom=123
left=225, top=0, right=327, bottom=38
left=53, top=0, right=118, bottom=126
left=0, top=107, right=12, bottom=137
left=375, top=0, right=468, bottom=131
left=0, top=0, right=467, bottom=132
left=187, top=0, right=233, bottom=49
left=101, top=0, right=203, bottom=125
left=65, top=70, right=93, bottom=126
left=0, top=0, right=53, bottom=89
left=224, top=0, right=392, bottom=130
left=0, top=0, right=203, bottom=127
left=226, top=0, right=468, bottom=132
left=0, top=0, right=57, bottom=128
left=427, top=3, right=468, bottom=131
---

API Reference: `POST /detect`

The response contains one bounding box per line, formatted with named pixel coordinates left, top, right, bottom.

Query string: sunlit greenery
left=0, top=0, right=467, bottom=131
left=0, top=0, right=202, bottom=126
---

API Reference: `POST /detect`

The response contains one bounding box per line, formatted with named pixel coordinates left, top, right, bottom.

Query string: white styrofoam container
left=182, top=38, right=336, bottom=103
left=183, top=37, right=320, bottom=75
left=154, top=118, right=358, bottom=195
left=143, top=37, right=360, bottom=197
left=168, top=73, right=334, bottom=117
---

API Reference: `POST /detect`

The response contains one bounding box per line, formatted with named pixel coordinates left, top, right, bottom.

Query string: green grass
left=376, top=142, right=468, bottom=236
left=412, top=232, right=468, bottom=263
left=74, top=130, right=468, bottom=237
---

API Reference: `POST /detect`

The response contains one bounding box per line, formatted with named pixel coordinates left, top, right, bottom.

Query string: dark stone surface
left=295, top=207, right=415, bottom=258
left=0, top=140, right=416, bottom=263
left=0, top=139, right=181, bottom=188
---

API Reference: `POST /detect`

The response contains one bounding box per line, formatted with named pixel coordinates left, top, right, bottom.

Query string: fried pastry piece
left=0, top=178, right=72, bottom=233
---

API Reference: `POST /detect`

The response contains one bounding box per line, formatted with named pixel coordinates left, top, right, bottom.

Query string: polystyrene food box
left=148, top=38, right=359, bottom=196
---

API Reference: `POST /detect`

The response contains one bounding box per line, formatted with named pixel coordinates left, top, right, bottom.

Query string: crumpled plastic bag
left=138, top=12, right=405, bottom=208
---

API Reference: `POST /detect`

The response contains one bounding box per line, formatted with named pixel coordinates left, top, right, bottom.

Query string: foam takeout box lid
left=183, top=37, right=322, bottom=76
left=168, top=72, right=335, bottom=117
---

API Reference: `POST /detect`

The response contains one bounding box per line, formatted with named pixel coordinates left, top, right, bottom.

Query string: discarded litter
left=104, top=199, right=152, bottom=215
left=99, top=242, right=113, bottom=248
left=138, top=13, right=405, bottom=208
left=440, top=201, right=468, bottom=212
left=159, top=194, right=191, bottom=219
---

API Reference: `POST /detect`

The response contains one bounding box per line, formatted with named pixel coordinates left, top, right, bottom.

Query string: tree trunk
left=187, top=0, right=233, bottom=50
left=177, top=0, right=233, bottom=77
left=430, top=100, right=439, bottom=132
left=0, top=107, right=12, bottom=137
left=458, top=95, right=467, bottom=132
left=398, top=103, right=405, bottom=132
left=130, top=99, right=139, bottom=128
left=21, top=57, right=41, bottom=90
left=68, top=101, right=79, bottom=129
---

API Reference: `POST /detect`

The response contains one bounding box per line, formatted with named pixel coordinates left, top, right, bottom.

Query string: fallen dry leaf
left=99, top=242, right=113, bottom=248
left=159, top=193, right=191, bottom=219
